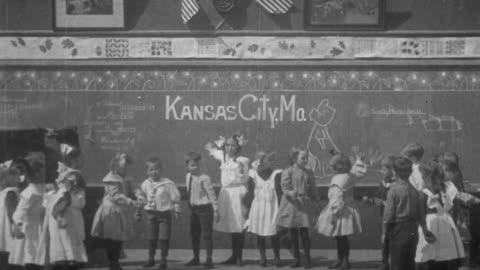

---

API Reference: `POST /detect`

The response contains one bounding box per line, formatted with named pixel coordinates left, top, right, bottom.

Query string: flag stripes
left=181, top=0, right=200, bottom=24
left=255, top=0, right=294, bottom=14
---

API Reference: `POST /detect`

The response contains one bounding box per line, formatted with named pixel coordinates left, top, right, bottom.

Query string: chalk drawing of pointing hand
left=307, top=99, right=340, bottom=177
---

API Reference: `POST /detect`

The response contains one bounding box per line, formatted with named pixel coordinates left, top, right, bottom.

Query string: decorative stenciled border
left=1, top=69, right=480, bottom=91
left=1, top=36, right=479, bottom=60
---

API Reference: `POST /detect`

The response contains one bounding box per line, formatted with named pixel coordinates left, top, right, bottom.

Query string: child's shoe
left=338, top=257, right=350, bottom=270
left=158, top=259, right=167, bottom=270
left=304, top=254, right=312, bottom=269
left=290, top=258, right=301, bottom=268
left=143, top=260, right=155, bottom=268
left=204, top=259, right=214, bottom=269
left=185, top=258, right=200, bottom=266
left=328, top=259, right=342, bottom=269
left=220, top=255, right=236, bottom=265
left=274, top=256, right=282, bottom=267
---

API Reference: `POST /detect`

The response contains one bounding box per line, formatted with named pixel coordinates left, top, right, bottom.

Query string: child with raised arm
left=205, top=134, right=249, bottom=266
left=276, top=147, right=319, bottom=269
left=136, top=157, right=181, bottom=270
left=184, top=152, right=218, bottom=269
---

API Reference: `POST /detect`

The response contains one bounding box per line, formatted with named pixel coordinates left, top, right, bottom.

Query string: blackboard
left=0, top=89, right=478, bottom=186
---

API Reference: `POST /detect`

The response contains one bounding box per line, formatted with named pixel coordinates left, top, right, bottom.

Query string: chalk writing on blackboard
left=371, top=105, right=462, bottom=132
left=307, top=99, right=339, bottom=177
left=84, top=100, right=155, bottom=151
left=164, top=94, right=307, bottom=128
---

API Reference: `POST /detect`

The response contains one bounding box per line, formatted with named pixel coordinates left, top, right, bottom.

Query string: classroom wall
left=1, top=0, right=480, bottom=32
left=1, top=0, right=479, bottom=256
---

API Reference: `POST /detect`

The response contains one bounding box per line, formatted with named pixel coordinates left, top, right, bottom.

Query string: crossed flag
left=181, top=0, right=294, bottom=24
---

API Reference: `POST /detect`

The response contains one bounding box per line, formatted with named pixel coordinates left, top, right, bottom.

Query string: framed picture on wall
left=305, top=0, right=385, bottom=30
left=53, top=0, right=125, bottom=30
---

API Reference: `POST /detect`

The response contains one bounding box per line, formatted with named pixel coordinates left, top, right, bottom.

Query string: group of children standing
left=0, top=135, right=479, bottom=270
left=0, top=145, right=88, bottom=270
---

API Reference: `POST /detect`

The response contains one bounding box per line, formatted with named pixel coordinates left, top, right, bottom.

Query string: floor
left=84, top=249, right=478, bottom=270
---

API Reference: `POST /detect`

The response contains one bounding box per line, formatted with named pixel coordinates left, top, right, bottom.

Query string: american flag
left=181, top=0, right=200, bottom=24
left=255, top=0, right=294, bottom=14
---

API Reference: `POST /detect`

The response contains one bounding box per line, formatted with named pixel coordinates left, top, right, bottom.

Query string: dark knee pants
left=389, top=221, right=418, bottom=270
left=190, top=204, right=213, bottom=241
left=146, top=210, right=172, bottom=240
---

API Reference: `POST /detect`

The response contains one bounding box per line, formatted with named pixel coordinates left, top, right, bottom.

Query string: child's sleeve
left=12, top=192, right=35, bottom=227
left=307, top=170, right=320, bottom=202
left=281, top=168, right=295, bottom=197
left=382, top=188, right=397, bottom=226
left=328, top=185, right=344, bottom=215
left=5, top=190, right=19, bottom=224
left=202, top=175, right=218, bottom=212
left=274, top=172, right=283, bottom=204
left=205, top=143, right=224, bottom=161
left=238, top=158, right=250, bottom=185
left=108, top=184, right=137, bottom=206
left=52, top=191, right=72, bottom=219
left=170, top=183, right=181, bottom=213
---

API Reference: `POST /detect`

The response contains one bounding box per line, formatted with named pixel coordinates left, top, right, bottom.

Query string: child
left=0, top=160, right=25, bottom=268
left=383, top=157, right=435, bottom=270
left=136, top=157, right=181, bottom=270
left=183, top=152, right=217, bottom=269
left=205, top=134, right=249, bottom=266
left=402, top=142, right=425, bottom=191
left=415, top=161, right=480, bottom=270
left=316, top=153, right=363, bottom=270
left=244, top=151, right=283, bottom=267
left=91, top=153, right=140, bottom=270
left=276, top=147, right=318, bottom=269
left=363, top=155, right=395, bottom=270
left=42, top=168, right=88, bottom=270
left=9, top=156, right=46, bottom=270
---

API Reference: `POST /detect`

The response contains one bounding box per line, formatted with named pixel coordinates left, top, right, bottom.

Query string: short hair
left=392, top=156, right=413, bottom=180
left=329, top=153, right=352, bottom=174
left=256, top=151, right=275, bottom=168
left=438, top=152, right=460, bottom=172
left=146, top=156, right=162, bottom=169
left=288, top=146, right=307, bottom=165
left=402, top=142, right=424, bottom=161
left=10, top=158, right=32, bottom=177
left=185, top=152, right=202, bottom=164
left=380, top=155, right=395, bottom=170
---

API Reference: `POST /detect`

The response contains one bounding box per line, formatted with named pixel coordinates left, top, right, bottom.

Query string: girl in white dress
left=205, top=134, right=249, bottom=266
left=0, top=160, right=24, bottom=269
left=9, top=157, right=45, bottom=270
left=40, top=168, right=88, bottom=270
left=245, top=152, right=283, bottom=267
left=415, top=161, right=480, bottom=270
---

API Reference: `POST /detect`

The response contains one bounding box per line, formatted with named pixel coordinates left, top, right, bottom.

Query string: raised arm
left=205, top=142, right=224, bottom=161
